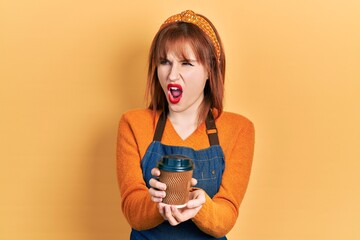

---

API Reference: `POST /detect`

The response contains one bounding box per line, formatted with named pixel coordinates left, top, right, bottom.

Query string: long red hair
left=145, top=15, right=225, bottom=123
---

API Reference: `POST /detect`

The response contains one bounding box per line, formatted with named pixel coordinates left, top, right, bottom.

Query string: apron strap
left=205, top=110, right=220, bottom=145
left=153, top=110, right=220, bottom=146
left=153, top=111, right=167, bottom=142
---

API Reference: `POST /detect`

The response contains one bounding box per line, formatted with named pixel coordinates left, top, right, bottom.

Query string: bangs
left=154, top=22, right=212, bottom=66
left=163, top=38, right=199, bottom=62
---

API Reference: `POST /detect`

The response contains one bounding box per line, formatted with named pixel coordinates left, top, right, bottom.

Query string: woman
left=117, top=10, right=255, bottom=239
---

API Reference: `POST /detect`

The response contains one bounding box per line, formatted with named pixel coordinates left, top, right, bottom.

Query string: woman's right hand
left=148, top=168, right=167, bottom=203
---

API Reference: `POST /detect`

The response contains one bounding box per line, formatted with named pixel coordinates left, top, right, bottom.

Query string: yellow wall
left=1, top=1, right=359, bottom=239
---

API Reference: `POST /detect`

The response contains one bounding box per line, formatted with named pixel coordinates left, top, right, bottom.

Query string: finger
left=158, top=203, right=167, bottom=220
left=187, top=199, right=204, bottom=209
left=187, top=191, right=205, bottom=208
left=149, top=178, right=167, bottom=190
left=148, top=188, right=166, bottom=202
left=170, top=206, right=184, bottom=223
left=164, top=205, right=179, bottom=226
left=151, top=168, right=161, bottom=176
left=151, top=196, right=162, bottom=203
left=190, top=178, right=197, bottom=187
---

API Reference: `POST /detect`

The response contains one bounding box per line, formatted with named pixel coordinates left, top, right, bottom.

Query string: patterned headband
left=160, top=10, right=221, bottom=62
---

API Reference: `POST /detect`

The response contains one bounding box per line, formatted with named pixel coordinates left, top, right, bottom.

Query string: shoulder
left=119, top=107, right=162, bottom=131
left=118, top=109, right=157, bottom=148
left=217, top=111, right=254, bottom=130
left=216, top=111, right=255, bottom=158
left=118, top=108, right=158, bottom=135
left=120, top=108, right=154, bottom=124
left=216, top=111, right=254, bottom=143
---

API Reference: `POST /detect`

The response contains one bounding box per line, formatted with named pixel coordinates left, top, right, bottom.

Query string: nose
left=168, top=64, right=180, bottom=81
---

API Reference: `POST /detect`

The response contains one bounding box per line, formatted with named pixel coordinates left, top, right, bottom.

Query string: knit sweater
left=116, top=109, right=255, bottom=238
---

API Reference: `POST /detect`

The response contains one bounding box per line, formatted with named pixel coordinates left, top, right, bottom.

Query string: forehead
left=164, top=41, right=196, bottom=59
left=155, top=30, right=209, bottom=66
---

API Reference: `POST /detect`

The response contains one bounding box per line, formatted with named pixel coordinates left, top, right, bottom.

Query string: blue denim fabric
left=130, top=141, right=226, bottom=240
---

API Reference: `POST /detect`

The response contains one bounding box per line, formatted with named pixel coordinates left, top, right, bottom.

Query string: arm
left=192, top=119, right=255, bottom=237
left=116, top=114, right=164, bottom=230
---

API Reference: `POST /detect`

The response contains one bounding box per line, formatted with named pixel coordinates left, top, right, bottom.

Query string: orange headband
left=160, top=10, right=221, bottom=62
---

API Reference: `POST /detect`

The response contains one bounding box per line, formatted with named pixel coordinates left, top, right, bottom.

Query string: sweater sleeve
left=192, top=119, right=255, bottom=238
left=116, top=113, right=164, bottom=230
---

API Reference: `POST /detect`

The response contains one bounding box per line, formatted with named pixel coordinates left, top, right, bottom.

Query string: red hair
left=145, top=15, right=225, bottom=123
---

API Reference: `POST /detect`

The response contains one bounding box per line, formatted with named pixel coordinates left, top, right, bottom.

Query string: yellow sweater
left=116, top=109, right=255, bottom=238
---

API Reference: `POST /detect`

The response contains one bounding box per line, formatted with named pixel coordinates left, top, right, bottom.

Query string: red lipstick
left=167, top=84, right=183, bottom=104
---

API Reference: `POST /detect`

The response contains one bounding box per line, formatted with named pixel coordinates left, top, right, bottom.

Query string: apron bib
left=131, top=111, right=226, bottom=240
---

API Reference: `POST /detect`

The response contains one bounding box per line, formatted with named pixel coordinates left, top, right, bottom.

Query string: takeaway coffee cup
left=157, top=154, right=194, bottom=208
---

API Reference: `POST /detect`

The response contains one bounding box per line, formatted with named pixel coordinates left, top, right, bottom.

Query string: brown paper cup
left=159, top=169, right=193, bottom=208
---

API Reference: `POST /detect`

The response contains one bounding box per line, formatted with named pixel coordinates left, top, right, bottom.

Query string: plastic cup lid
left=157, top=154, right=194, bottom=172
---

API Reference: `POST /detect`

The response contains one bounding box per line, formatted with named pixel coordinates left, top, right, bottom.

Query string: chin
left=167, top=103, right=185, bottom=113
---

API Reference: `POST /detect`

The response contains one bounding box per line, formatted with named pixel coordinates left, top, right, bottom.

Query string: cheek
left=187, top=80, right=207, bottom=97
left=191, top=73, right=207, bottom=91
left=157, top=71, right=167, bottom=93
left=157, top=67, right=169, bottom=83
left=157, top=68, right=163, bottom=80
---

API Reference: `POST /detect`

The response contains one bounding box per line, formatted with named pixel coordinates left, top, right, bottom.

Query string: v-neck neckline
left=166, top=117, right=206, bottom=142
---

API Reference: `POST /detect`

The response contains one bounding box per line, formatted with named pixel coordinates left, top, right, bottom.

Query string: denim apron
left=130, top=111, right=227, bottom=240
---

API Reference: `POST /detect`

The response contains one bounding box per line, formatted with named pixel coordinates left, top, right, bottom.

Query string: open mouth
left=167, top=84, right=183, bottom=104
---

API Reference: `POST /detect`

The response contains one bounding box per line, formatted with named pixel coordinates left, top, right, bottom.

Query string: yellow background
left=1, top=1, right=359, bottom=239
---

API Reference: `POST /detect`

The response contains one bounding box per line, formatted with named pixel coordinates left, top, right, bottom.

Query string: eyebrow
left=180, top=58, right=198, bottom=62
left=160, top=57, right=198, bottom=63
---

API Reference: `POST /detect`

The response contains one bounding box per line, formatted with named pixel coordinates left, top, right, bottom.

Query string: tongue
left=171, top=89, right=182, bottom=98
left=168, top=89, right=182, bottom=104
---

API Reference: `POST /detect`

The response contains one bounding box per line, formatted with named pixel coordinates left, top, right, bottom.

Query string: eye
left=159, top=59, right=170, bottom=65
left=182, top=61, right=194, bottom=66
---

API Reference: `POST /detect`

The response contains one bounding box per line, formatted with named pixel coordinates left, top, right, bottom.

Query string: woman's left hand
left=158, top=188, right=206, bottom=226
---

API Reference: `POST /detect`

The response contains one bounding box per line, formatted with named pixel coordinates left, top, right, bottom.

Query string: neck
left=168, top=109, right=198, bottom=127
left=167, top=92, right=205, bottom=126
left=167, top=106, right=201, bottom=140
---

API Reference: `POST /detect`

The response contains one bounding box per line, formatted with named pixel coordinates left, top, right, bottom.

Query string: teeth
left=169, top=86, right=182, bottom=99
